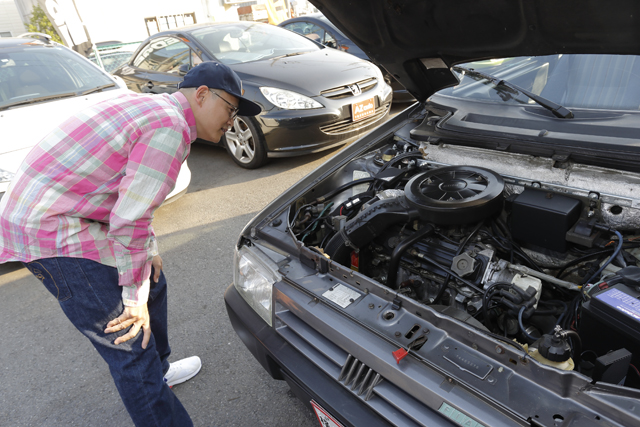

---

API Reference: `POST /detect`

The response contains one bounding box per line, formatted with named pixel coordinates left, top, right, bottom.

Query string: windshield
left=436, top=54, right=640, bottom=111
left=192, top=22, right=321, bottom=65
left=0, top=45, right=115, bottom=109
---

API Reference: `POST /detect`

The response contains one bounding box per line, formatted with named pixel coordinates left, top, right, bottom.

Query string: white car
left=0, top=35, right=190, bottom=203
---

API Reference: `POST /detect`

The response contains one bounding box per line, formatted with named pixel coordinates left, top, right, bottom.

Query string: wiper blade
left=0, top=91, right=78, bottom=111
left=273, top=51, right=308, bottom=60
left=453, top=66, right=574, bottom=119
left=81, top=83, right=116, bottom=95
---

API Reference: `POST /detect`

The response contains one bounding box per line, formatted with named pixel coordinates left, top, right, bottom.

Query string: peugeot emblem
left=349, top=83, right=361, bottom=96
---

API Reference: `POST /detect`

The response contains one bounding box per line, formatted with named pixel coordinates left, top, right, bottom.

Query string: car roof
left=0, top=38, right=51, bottom=48
left=145, top=21, right=270, bottom=39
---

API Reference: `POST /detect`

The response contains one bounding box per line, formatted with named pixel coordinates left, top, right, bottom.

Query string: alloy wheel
left=225, top=116, right=256, bottom=165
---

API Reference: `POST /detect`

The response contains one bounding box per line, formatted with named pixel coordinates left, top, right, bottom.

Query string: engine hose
left=518, top=306, right=539, bottom=342
left=562, top=330, right=582, bottom=365
left=553, top=300, right=568, bottom=329
left=316, top=177, right=375, bottom=203
left=584, top=229, right=623, bottom=285
left=301, top=202, right=333, bottom=242
left=482, top=282, right=512, bottom=326
left=386, top=224, right=434, bottom=289
left=555, top=242, right=640, bottom=279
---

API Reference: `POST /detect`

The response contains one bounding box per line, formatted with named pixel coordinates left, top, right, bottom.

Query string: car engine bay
left=288, top=115, right=640, bottom=390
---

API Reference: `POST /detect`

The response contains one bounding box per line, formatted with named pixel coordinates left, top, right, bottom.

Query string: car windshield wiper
left=0, top=91, right=78, bottom=111
left=273, top=51, right=309, bottom=60
left=453, top=65, right=574, bottom=119
left=81, top=83, right=116, bottom=95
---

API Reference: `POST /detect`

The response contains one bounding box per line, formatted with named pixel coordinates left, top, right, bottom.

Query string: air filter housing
left=404, top=165, right=505, bottom=225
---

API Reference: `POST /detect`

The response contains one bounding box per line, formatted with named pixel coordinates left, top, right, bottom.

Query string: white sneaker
left=163, top=356, right=202, bottom=387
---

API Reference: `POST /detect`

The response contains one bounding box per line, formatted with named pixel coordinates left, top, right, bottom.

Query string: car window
left=285, top=21, right=336, bottom=48
left=133, top=37, right=191, bottom=73
left=192, top=22, right=320, bottom=65
left=317, top=16, right=348, bottom=39
left=437, top=54, right=640, bottom=111
left=321, top=30, right=336, bottom=48
left=282, top=22, right=310, bottom=35
left=0, top=45, right=115, bottom=108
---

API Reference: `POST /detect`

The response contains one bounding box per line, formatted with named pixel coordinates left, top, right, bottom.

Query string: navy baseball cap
left=179, top=61, right=261, bottom=116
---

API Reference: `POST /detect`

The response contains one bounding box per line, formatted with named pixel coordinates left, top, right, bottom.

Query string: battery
left=580, top=284, right=640, bottom=374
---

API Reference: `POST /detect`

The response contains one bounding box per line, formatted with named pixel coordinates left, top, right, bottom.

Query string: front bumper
left=225, top=281, right=466, bottom=427
left=225, top=283, right=395, bottom=427
left=258, top=93, right=392, bottom=157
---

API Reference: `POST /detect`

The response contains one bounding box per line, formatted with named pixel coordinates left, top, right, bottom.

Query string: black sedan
left=114, top=21, right=393, bottom=169
left=279, top=13, right=414, bottom=103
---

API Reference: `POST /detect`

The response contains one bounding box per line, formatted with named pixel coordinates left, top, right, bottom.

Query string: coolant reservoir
left=522, top=331, right=576, bottom=371
left=527, top=345, right=575, bottom=371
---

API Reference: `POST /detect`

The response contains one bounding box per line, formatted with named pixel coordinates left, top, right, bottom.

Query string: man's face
left=195, top=88, right=239, bottom=143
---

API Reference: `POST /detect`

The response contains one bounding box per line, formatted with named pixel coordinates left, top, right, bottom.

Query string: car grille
left=320, top=78, right=378, bottom=99
left=276, top=309, right=441, bottom=427
left=338, top=354, right=383, bottom=401
left=320, top=102, right=390, bottom=135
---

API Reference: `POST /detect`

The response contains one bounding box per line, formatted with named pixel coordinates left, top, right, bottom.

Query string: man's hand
left=152, top=254, right=163, bottom=282
left=105, top=304, right=151, bottom=348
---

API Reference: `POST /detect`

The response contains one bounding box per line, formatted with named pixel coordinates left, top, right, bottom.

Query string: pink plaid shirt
left=0, top=92, right=197, bottom=306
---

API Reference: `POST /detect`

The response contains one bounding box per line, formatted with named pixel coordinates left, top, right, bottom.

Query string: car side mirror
left=178, top=64, right=191, bottom=76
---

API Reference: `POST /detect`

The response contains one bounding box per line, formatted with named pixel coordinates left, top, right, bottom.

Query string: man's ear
left=194, top=85, right=209, bottom=106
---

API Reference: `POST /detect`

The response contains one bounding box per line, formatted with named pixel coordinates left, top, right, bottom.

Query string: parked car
left=225, top=1, right=640, bottom=426
left=0, top=36, right=190, bottom=203
left=113, top=21, right=393, bottom=169
left=279, top=13, right=414, bottom=103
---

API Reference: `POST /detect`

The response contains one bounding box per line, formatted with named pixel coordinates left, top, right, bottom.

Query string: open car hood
left=309, top=0, right=640, bottom=101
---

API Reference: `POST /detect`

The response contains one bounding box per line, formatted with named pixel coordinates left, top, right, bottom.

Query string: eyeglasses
left=210, top=90, right=239, bottom=120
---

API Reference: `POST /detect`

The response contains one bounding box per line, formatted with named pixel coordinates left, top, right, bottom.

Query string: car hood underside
left=309, top=0, right=640, bottom=101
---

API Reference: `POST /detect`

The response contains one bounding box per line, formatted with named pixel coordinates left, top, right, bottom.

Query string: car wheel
left=224, top=116, right=268, bottom=169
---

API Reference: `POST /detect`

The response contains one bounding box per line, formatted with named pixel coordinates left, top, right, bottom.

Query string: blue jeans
left=23, top=257, right=193, bottom=427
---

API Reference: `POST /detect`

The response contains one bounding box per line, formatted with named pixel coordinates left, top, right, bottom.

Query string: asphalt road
left=0, top=103, right=407, bottom=427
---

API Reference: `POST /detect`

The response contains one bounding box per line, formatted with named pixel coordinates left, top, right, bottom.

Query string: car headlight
left=233, top=244, right=281, bottom=326
left=260, top=87, right=323, bottom=109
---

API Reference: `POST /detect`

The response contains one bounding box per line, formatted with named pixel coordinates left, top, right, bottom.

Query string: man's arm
left=108, top=126, right=187, bottom=302
left=105, top=123, right=188, bottom=346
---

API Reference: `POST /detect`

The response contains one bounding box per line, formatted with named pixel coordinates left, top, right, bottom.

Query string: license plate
left=351, top=97, right=375, bottom=122
left=311, top=400, right=344, bottom=427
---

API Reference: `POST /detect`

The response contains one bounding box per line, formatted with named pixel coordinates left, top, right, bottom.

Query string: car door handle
left=146, top=81, right=154, bottom=89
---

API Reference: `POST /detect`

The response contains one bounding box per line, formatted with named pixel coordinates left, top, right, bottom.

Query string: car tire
left=224, top=116, right=268, bottom=169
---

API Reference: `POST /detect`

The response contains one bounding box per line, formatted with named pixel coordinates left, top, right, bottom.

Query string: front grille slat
left=338, top=354, right=353, bottom=381
left=358, top=368, right=373, bottom=396
left=321, top=77, right=378, bottom=99
left=344, top=357, right=361, bottom=386
left=277, top=310, right=347, bottom=366
left=351, top=363, right=368, bottom=391
left=365, top=373, right=382, bottom=401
